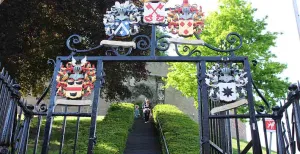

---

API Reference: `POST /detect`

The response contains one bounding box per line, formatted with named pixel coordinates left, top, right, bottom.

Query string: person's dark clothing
left=144, top=110, right=150, bottom=122
left=142, top=103, right=152, bottom=122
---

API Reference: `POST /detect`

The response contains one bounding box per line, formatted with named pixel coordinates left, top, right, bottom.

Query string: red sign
left=265, top=119, right=276, bottom=132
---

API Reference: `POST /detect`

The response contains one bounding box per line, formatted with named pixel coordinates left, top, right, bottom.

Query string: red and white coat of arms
left=143, top=2, right=166, bottom=24
left=167, top=0, right=204, bottom=37
left=178, top=20, right=194, bottom=36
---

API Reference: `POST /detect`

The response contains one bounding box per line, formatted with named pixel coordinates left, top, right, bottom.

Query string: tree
left=165, top=0, right=289, bottom=112
left=0, top=0, right=149, bottom=101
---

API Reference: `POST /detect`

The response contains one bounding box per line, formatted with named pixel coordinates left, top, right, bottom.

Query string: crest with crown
left=167, top=0, right=205, bottom=36
left=56, top=57, right=96, bottom=100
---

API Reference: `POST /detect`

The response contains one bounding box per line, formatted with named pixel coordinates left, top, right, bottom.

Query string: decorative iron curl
left=105, top=47, right=133, bottom=56
left=203, top=32, right=243, bottom=52
left=47, top=59, right=56, bottom=66
left=174, top=44, right=201, bottom=57
left=66, top=34, right=114, bottom=54
left=133, top=35, right=151, bottom=51
left=156, top=35, right=172, bottom=51
left=31, top=59, right=56, bottom=113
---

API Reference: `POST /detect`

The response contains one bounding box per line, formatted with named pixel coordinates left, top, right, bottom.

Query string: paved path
left=124, top=117, right=162, bottom=154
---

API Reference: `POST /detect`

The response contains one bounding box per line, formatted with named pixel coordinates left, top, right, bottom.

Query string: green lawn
left=26, top=103, right=134, bottom=154
left=232, top=138, right=276, bottom=154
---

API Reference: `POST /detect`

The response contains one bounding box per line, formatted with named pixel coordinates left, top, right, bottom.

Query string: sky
left=166, top=0, right=300, bottom=152
left=166, top=0, right=300, bottom=84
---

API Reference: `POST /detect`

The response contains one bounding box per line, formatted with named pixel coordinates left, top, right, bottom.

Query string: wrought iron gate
left=1, top=0, right=300, bottom=154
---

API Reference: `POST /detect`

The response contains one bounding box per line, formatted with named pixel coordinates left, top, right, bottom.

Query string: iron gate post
left=87, top=59, right=104, bottom=154
left=150, top=25, right=156, bottom=57
left=41, top=58, right=62, bottom=154
left=196, top=62, right=203, bottom=153
left=199, top=60, right=210, bottom=154
left=244, top=58, right=262, bottom=154
left=273, top=106, right=285, bottom=154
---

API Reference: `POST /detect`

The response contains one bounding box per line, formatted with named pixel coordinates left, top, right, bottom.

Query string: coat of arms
left=167, top=0, right=205, bottom=37
left=56, top=57, right=96, bottom=99
left=141, top=0, right=168, bottom=24
left=205, top=63, right=248, bottom=103
left=103, top=1, right=142, bottom=37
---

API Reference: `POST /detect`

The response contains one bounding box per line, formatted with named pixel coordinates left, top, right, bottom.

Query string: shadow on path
left=124, top=117, right=162, bottom=154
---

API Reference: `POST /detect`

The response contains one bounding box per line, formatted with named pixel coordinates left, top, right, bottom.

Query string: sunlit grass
left=26, top=103, right=134, bottom=154
left=154, top=104, right=276, bottom=154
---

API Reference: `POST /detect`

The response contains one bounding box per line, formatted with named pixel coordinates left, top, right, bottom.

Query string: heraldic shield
left=114, top=20, right=131, bottom=37
left=143, top=2, right=166, bottom=24
left=218, top=82, right=237, bottom=102
left=179, top=20, right=194, bottom=36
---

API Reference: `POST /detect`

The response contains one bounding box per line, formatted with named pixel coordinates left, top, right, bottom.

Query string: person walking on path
left=142, top=100, right=152, bottom=123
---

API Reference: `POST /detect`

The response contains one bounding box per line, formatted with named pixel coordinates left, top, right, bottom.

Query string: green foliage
left=153, top=104, right=200, bottom=154
left=153, top=104, right=276, bottom=154
left=27, top=103, right=134, bottom=154
left=165, top=0, right=289, bottom=112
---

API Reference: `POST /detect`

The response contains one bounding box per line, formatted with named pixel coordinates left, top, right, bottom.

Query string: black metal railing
left=156, top=118, right=169, bottom=154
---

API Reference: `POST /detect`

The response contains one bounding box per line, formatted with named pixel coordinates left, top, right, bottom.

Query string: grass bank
left=153, top=104, right=276, bottom=154
left=27, top=103, right=134, bottom=154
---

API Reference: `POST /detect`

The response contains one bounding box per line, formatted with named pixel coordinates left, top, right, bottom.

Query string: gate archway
left=1, top=0, right=299, bottom=154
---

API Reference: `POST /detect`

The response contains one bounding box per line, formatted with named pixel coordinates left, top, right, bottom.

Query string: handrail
left=156, top=118, right=170, bottom=154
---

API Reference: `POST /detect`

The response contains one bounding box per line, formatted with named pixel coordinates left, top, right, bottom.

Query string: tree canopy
left=0, top=0, right=149, bottom=101
left=165, top=0, right=289, bottom=112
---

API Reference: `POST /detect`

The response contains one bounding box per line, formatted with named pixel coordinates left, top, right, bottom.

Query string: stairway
left=124, top=117, right=162, bottom=154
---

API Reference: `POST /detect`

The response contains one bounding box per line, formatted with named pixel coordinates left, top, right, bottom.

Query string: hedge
left=153, top=104, right=200, bottom=154
left=27, top=103, right=134, bottom=154
left=153, top=104, right=277, bottom=154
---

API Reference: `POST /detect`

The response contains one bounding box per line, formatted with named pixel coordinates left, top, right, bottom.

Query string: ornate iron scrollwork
left=65, top=0, right=243, bottom=57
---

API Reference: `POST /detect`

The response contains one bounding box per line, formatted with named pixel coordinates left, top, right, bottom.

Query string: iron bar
left=244, top=59, right=262, bottom=154
left=209, top=114, right=275, bottom=119
left=1, top=99, right=16, bottom=145
left=240, top=140, right=253, bottom=154
left=283, top=101, right=295, bottom=154
left=58, top=56, right=248, bottom=62
left=200, top=60, right=210, bottom=154
left=209, top=140, right=224, bottom=153
left=226, top=110, right=232, bottom=154
left=234, top=109, right=241, bottom=154
left=275, top=119, right=285, bottom=154
left=41, top=58, right=62, bottom=154
left=293, top=99, right=300, bottom=151
left=0, top=75, right=9, bottom=133
left=282, top=122, right=291, bottom=154
left=26, top=112, right=92, bottom=117
left=59, top=106, right=68, bottom=154
left=73, top=106, right=81, bottom=154
left=196, top=62, right=203, bottom=154
left=150, top=25, right=156, bottom=57
left=33, top=115, right=42, bottom=154
left=262, top=118, right=270, bottom=154
left=87, top=60, right=104, bottom=154
left=18, top=115, right=32, bottom=154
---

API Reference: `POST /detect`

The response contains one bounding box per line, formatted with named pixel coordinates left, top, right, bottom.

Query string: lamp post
left=293, top=0, right=300, bottom=40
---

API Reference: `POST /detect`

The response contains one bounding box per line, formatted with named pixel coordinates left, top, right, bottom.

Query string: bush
left=153, top=104, right=277, bottom=154
left=27, top=103, right=134, bottom=154
left=153, top=104, right=200, bottom=154
left=94, top=103, right=134, bottom=154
